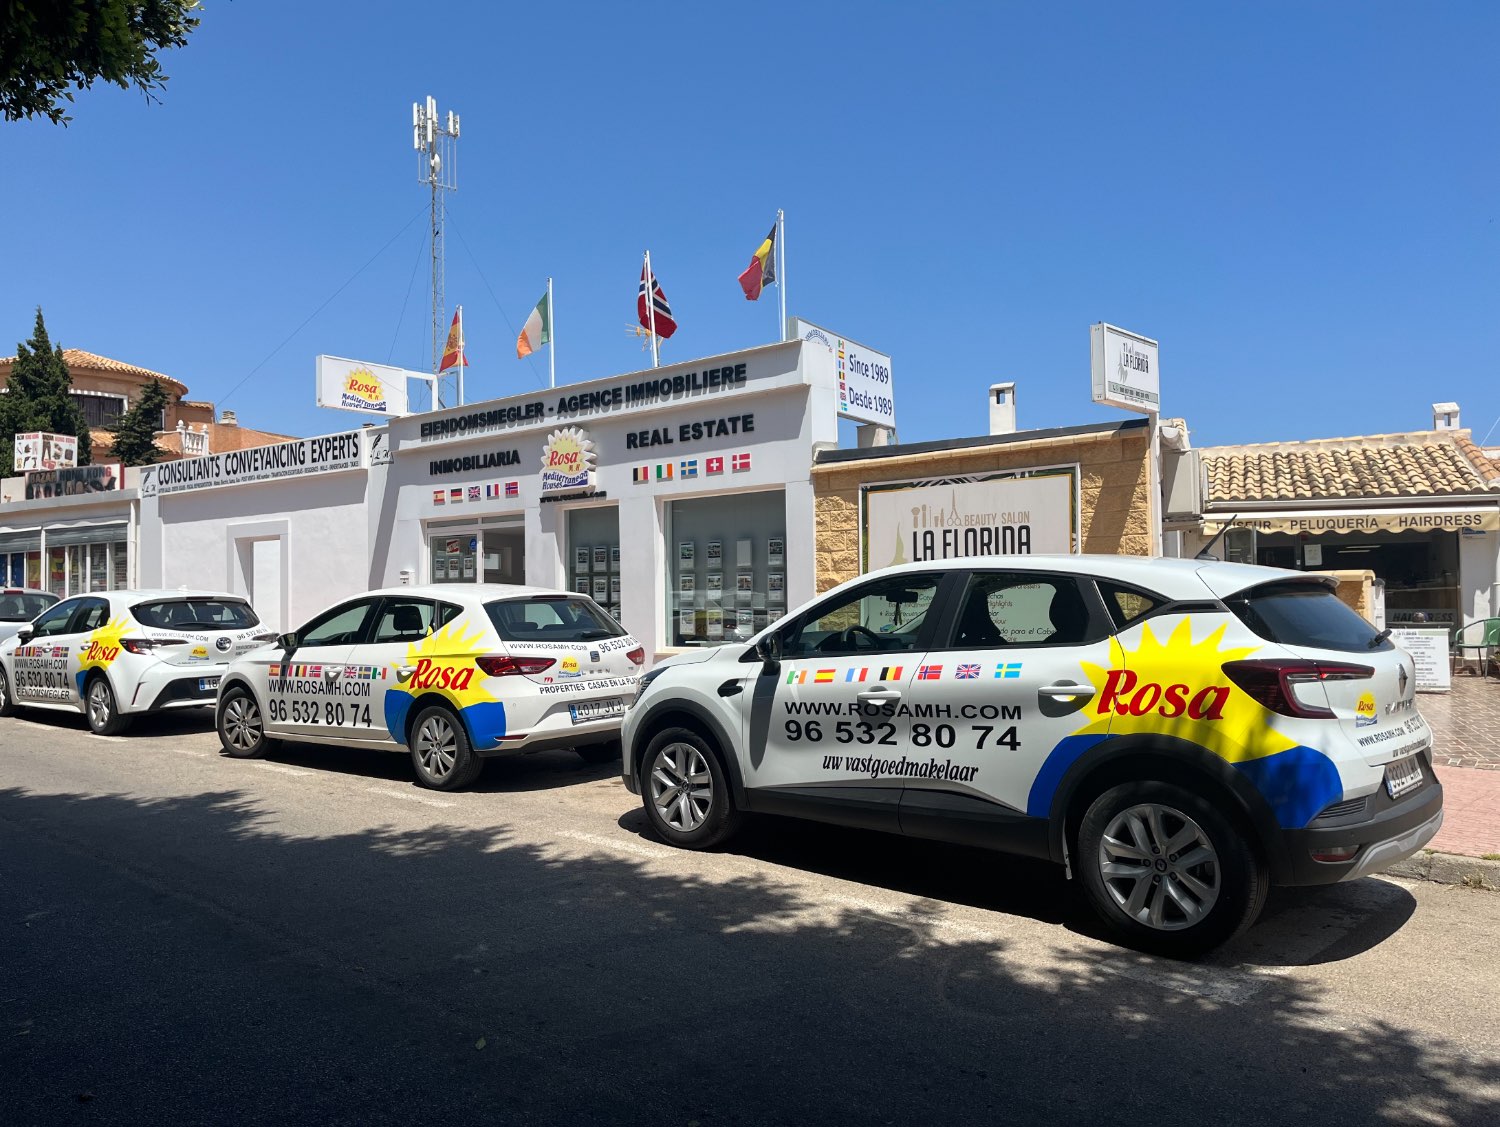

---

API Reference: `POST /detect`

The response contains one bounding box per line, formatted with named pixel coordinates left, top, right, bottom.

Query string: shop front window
left=89, top=544, right=109, bottom=591
left=47, top=548, right=66, bottom=596
left=665, top=490, right=785, bottom=647
left=568, top=507, right=621, bottom=621
left=427, top=517, right=525, bottom=586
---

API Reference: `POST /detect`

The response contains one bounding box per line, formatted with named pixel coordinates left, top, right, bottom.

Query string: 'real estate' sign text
left=141, top=433, right=363, bottom=496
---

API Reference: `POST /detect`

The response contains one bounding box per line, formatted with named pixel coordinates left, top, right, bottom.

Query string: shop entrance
left=427, top=517, right=525, bottom=586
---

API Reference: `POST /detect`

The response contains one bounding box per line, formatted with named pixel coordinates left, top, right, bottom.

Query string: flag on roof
left=439, top=308, right=468, bottom=370
left=516, top=290, right=551, bottom=359
left=737, top=223, right=777, bottom=301
left=638, top=264, right=677, bottom=339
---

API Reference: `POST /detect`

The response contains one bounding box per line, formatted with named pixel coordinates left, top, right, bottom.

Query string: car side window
left=781, top=574, right=943, bottom=658
left=1096, top=581, right=1166, bottom=631
left=29, top=599, right=80, bottom=638
left=948, top=573, right=1103, bottom=648
left=69, top=598, right=111, bottom=634
left=370, top=598, right=437, bottom=644
left=298, top=599, right=379, bottom=648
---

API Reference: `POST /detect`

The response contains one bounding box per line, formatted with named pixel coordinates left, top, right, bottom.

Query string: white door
left=8, top=597, right=85, bottom=708
left=261, top=597, right=379, bottom=739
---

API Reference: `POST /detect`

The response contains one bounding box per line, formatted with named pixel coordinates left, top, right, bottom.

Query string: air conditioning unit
left=1161, top=448, right=1204, bottom=520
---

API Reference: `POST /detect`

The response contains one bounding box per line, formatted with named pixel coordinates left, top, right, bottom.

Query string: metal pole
left=548, top=276, right=555, bottom=389
left=777, top=208, right=787, bottom=342
left=645, top=250, right=660, bottom=369
left=1149, top=410, right=1164, bottom=556
left=457, top=305, right=465, bottom=406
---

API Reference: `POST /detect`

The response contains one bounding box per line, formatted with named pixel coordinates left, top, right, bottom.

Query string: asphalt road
left=3, top=709, right=1499, bottom=1127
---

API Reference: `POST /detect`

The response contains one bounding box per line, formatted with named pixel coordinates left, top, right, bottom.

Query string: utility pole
left=413, top=96, right=460, bottom=409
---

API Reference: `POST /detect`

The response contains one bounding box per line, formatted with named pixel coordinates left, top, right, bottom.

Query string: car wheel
left=0, top=666, right=16, bottom=717
left=574, top=739, right=621, bottom=766
left=1077, top=780, right=1267, bottom=958
left=85, top=675, right=132, bottom=736
left=409, top=704, right=483, bottom=791
left=640, top=726, right=744, bottom=849
left=218, top=687, right=277, bottom=759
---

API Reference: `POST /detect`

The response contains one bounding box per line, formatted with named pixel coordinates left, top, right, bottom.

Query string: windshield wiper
left=1367, top=628, right=1393, bottom=649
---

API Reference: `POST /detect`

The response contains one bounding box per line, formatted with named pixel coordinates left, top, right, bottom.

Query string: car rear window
left=485, top=596, right=623, bottom=642
left=0, top=592, right=55, bottom=621
left=1227, top=581, right=1389, bottom=653
left=131, top=598, right=261, bottom=631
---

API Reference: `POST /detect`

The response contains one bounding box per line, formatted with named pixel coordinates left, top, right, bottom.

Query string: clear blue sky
left=2, top=1, right=1496, bottom=449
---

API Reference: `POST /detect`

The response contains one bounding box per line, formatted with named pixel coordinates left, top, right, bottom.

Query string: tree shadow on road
left=1, top=785, right=1493, bottom=1127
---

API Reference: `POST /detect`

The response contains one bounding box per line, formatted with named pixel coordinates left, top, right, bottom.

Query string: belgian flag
left=737, top=224, right=777, bottom=301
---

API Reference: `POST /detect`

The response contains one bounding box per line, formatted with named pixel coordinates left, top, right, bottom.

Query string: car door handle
left=396, top=665, right=416, bottom=682
left=325, top=666, right=344, bottom=679
left=1037, top=681, right=1095, bottom=700
left=857, top=689, right=902, bottom=703
left=717, top=680, right=743, bottom=697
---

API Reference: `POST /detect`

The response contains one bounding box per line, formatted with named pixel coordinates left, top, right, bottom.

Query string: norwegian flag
left=731, top=452, right=751, bottom=472
left=955, top=663, right=981, bottom=680
left=917, top=665, right=943, bottom=681
left=505, top=481, right=519, bottom=498
left=638, top=264, right=677, bottom=339
left=705, top=456, right=724, bottom=475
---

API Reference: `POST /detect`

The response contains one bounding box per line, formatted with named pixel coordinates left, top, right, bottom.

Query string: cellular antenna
left=412, top=96, right=460, bottom=409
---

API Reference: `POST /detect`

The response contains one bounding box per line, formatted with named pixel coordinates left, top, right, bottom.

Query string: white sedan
left=0, top=589, right=272, bottom=734
left=215, top=585, right=646, bottom=791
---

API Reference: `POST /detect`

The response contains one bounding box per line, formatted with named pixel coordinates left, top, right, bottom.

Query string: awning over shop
left=1201, top=506, right=1500, bottom=536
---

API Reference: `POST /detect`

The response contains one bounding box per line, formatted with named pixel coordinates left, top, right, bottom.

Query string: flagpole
left=777, top=208, right=787, bottom=342
left=644, top=250, right=660, bottom=368
left=457, top=305, right=465, bottom=406
left=547, top=276, right=555, bottom=389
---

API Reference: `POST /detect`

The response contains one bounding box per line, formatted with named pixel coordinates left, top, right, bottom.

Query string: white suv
left=622, top=556, right=1444, bottom=955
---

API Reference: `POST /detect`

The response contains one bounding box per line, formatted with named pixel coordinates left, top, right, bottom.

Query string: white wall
left=1458, top=529, right=1499, bottom=622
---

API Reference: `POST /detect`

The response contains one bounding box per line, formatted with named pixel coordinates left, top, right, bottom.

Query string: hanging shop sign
left=24, top=462, right=123, bottom=500
left=315, top=356, right=413, bottom=417
left=13, top=432, right=78, bottom=472
left=539, top=426, right=597, bottom=495
left=1202, top=509, right=1500, bottom=536
left=789, top=318, right=895, bottom=430
left=861, top=469, right=1078, bottom=571
left=140, top=432, right=364, bottom=496
left=1090, top=323, right=1160, bottom=414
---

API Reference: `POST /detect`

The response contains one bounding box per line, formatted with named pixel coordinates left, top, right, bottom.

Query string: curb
left=1382, top=851, right=1500, bottom=891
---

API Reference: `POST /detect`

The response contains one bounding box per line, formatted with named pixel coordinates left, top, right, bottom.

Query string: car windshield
left=485, top=596, right=624, bottom=643
left=0, top=593, right=55, bottom=621
left=1227, top=580, right=1389, bottom=653
left=130, top=598, right=260, bottom=631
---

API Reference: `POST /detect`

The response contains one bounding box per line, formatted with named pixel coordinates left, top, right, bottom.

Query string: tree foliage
left=109, top=375, right=169, bottom=466
left=1, top=308, right=92, bottom=471
left=1, top=1, right=204, bottom=126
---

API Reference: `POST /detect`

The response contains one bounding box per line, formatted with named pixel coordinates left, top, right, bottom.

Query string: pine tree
left=110, top=377, right=170, bottom=466
left=1, top=308, right=92, bottom=471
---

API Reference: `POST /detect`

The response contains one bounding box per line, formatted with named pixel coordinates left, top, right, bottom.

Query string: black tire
left=217, top=687, right=278, bottom=759
left=639, top=726, right=744, bottom=849
left=574, top=739, right=621, bottom=766
left=0, top=665, right=17, bottom=717
left=408, top=704, right=483, bottom=791
left=84, top=674, right=132, bottom=736
left=1077, top=780, right=1267, bottom=958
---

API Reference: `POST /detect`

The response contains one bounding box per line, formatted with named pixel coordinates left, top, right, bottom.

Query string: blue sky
left=1, top=2, right=1496, bottom=450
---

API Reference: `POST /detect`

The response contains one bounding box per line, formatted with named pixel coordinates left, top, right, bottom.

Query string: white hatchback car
left=0, top=588, right=59, bottom=643
left=0, top=589, right=271, bottom=734
left=215, top=585, right=646, bottom=791
left=623, top=556, right=1445, bottom=955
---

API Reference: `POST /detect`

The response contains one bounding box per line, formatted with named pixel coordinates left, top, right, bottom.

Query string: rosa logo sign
left=539, top=426, right=596, bottom=494
left=407, top=658, right=476, bottom=692
left=83, top=641, right=120, bottom=664
left=1095, top=669, right=1229, bottom=721
left=341, top=368, right=388, bottom=413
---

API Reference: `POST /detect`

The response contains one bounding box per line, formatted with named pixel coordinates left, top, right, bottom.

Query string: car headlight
left=635, top=665, right=670, bottom=698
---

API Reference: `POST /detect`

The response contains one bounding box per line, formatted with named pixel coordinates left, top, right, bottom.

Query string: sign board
left=1391, top=627, right=1452, bottom=693
left=1090, top=323, right=1160, bottom=413
left=315, top=355, right=413, bottom=417
left=24, top=462, right=123, bottom=500
left=1203, top=510, right=1500, bottom=535
left=539, top=426, right=596, bottom=495
left=13, top=432, right=78, bottom=472
left=789, top=318, right=895, bottom=429
left=861, top=470, right=1078, bottom=571
left=139, top=432, right=363, bottom=496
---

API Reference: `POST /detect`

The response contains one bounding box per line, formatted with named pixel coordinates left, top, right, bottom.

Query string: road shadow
left=261, top=740, right=620, bottom=792
left=1, top=785, right=1489, bottom=1127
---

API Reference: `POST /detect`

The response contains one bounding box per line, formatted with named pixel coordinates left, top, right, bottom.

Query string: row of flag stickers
left=430, top=218, right=782, bottom=373
left=787, top=662, right=1025, bottom=685
left=432, top=481, right=520, bottom=506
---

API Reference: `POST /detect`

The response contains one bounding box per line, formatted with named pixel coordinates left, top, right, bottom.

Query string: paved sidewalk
left=1419, top=675, right=1500, bottom=857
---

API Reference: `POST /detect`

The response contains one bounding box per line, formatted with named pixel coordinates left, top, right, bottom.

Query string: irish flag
left=517, top=290, right=551, bottom=359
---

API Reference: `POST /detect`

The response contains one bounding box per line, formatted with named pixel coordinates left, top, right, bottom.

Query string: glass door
left=427, top=517, right=526, bottom=586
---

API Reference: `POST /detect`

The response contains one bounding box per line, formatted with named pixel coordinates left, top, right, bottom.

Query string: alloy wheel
left=1097, top=802, right=1221, bottom=931
left=88, top=681, right=112, bottom=730
left=0, top=672, right=8, bottom=710
left=221, top=695, right=263, bottom=753
left=415, top=714, right=458, bottom=780
left=649, top=742, right=713, bottom=832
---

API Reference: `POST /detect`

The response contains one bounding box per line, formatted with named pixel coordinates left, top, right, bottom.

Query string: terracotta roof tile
left=1201, top=430, right=1500, bottom=504
left=0, top=348, right=189, bottom=396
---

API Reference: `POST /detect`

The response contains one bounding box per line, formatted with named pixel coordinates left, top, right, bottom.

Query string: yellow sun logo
left=382, top=616, right=509, bottom=749
left=79, top=616, right=132, bottom=672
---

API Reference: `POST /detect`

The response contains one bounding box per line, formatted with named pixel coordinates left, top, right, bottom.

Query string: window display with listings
left=666, top=491, right=785, bottom=646
left=568, top=506, right=623, bottom=624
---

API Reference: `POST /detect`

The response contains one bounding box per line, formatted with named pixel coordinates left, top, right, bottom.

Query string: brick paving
left=1419, top=673, right=1500, bottom=857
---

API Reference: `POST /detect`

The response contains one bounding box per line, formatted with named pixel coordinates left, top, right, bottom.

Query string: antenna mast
left=413, top=96, right=460, bottom=409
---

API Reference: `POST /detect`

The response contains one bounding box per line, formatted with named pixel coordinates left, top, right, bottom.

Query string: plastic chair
left=1452, top=618, right=1500, bottom=678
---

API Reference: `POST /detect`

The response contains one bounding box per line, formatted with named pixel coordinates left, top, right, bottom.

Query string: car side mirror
left=16, top=628, right=33, bottom=644
left=755, top=632, right=782, bottom=672
left=276, top=632, right=299, bottom=651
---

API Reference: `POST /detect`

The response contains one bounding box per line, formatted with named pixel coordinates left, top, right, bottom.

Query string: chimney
left=989, top=382, right=1016, bottom=435
left=1432, top=402, right=1460, bottom=431
left=220, top=410, right=238, bottom=426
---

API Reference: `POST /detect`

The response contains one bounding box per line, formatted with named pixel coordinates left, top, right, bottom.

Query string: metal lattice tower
left=413, top=96, right=459, bottom=409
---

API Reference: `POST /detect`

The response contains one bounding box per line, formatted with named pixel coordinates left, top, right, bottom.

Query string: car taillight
left=1221, top=659, right=1374, bottom=719
left=474, top=654, right=555, bottom=677
left=121, top=637, right=188, bottom=654
left=626, top=646, right=645, bottom=666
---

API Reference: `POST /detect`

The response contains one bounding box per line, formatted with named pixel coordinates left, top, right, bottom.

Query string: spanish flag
left=737, top=224, right=776, bottom=301
left=439, top=308, right=468, bottom=371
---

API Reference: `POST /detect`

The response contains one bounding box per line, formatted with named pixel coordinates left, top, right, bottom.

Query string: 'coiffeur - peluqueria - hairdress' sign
left=539, top=426, right=596, bottom=495
left=1201, top=509, right=1500, bottom=536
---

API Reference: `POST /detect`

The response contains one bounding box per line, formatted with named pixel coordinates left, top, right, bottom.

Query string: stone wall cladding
left=812, top=430, right=1152, bottom=592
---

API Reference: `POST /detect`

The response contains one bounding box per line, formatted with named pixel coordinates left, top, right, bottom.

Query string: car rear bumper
left=476, top=715, right=620, bottom=758
left=128, top=664, right=227, bottom=713
left=1274, top=773, right=1445, bottom=886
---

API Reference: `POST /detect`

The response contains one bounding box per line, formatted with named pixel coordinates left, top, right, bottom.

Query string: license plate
left=199, top=677, right=221, bottom=692
left=1385, top=755, right=1424, bottom=799
left=570, top=698, right=624, bottom=724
